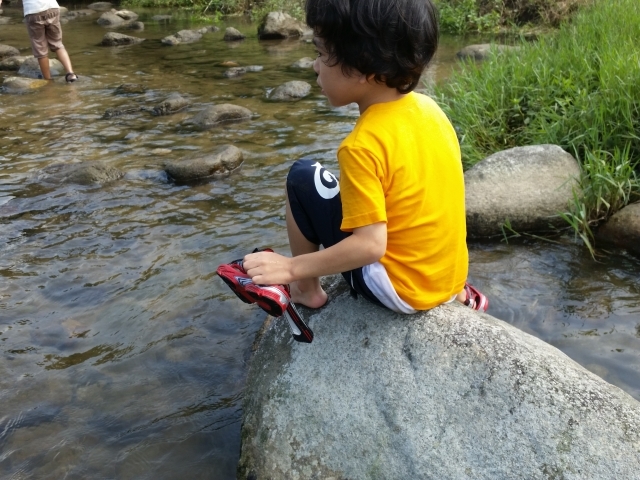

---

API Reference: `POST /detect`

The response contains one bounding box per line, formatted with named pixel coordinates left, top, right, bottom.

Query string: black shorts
left=286, top=159, right=384, bottom=307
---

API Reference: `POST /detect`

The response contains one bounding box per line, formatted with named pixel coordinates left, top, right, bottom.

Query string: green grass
left=435, top=0, right=640, bottom=255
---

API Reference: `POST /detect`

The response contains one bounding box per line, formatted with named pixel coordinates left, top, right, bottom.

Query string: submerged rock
left=101, top=32, right=145, bottom=46
left=186, top=104, right=252, bottom=128
left=457, top=43, right=519, bottom=61
left=2, top=76, right=49, bottom=93
left=0, top=55, right=29, bottom=71
left=87, top=2, right=113, bottom=11
left=18, top=57, right=64, bottom=78
left=161, top=29, right=203, bottom=46
left=150, top=93, right=189, bottom=116
left=152, top=14, right=172, bottom=22
left=128, top=21, right=144, bottom=31
left=114, top=9, right=138, bottom=21
left=223, top=67, right=246, bottom=78
left=465, top=144, right=580, bottom=237
left=257, top=11, right=311, bottom=39
left=596, top=202, right=640, bottom=256
left=239, top=285, right=640, bottom=479
left=268, top=80, right=311, bottom=100
left=40, top=162, right=124, bottom=185
left=114, top=83, right=146, bottom=95
left=164, top=145, right=243, bottom=184
left=0, top=44, right=20, bottom=60
left=102, top=104, right=141, bottom=119
left=96, top=11, right=126, bottom=27
left=291, top=57, right=314, bottom=69
left=223, top=27, right=246, bottom=41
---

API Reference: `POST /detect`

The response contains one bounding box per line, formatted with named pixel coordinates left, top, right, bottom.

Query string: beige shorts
left=25, top=8, right=64, bottom=58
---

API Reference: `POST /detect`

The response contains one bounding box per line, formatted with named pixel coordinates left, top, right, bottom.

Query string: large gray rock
left=96, top=11, right=126, bottom=26
left=87, top=2, right=112, bottom=11
left=239, top=286, right=640, bottom=479
left=223, top=27, right=245, bottom=41
left=257, top=11, right=310, bottom=39
left=114, top=83, right=146, bottom=95
left=2, top=76, right=49, bottom=92
left=114, top=9, right=138, bottom=21
left=164, top=145, right=243, bottom=184
left=0, top=55, right=29, bottom=71
left=150, top=93, right=189, bottom=116
left=457, top=43, right=520, bottom=61
left=268, top=80, right=311, bottom=100
left=186, top=104, right=252, bottom=128
left=0, top=44, right=20, bottom=60
left=161, top=29, right=202, bottom=46
left=101, top=32, right=145, bottom=46
left=17, top=57, right=64, bottom=78
left=596, top=201, right=640, bottom=256
left=465, top=144, right=580, bottom=237
left=40, top=162, right=124, bottom=185
left=291, top=56, right=314, bottom=69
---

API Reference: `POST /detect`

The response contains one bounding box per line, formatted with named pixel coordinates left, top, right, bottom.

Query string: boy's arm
left=243, top=222, right=387, bottom=286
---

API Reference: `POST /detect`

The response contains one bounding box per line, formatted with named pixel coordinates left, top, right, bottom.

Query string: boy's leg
left=26, top=13, right=52, bottom=79
left=45, top=9, right=75, bottom=79
left=37, top=56, right=52, bottom=80
left=54, top=47, right=75, bottom=78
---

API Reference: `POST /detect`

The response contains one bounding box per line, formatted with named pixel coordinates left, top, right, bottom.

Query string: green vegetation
left=436, top=0, right=640, bottom=254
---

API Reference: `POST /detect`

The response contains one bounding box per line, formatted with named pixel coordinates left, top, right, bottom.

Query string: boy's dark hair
left=305, top=0, right=439, bottom=93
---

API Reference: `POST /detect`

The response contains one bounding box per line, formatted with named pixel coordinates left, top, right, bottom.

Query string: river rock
left=457, top=43, right=519, bottom=61
left=268, top=80, right=311, bottom=101
left=596, top=202, right=640, bottom=256
left=115, top=9, right=138, bottom=21
left=0, top=16, right=11, bottom=25
left=0, top=55, right=28, bottom=71
left=150, top=93, right=189, bottom=116
left=164, top=145, right=243, bottom=184
left=114, top=83, right=146, bottom=94
left=186, top=104, right=252, bottom=128
left=102, top=104, right=141, bottom=119
left=18, top=57, right=64, bottom=78
left=223, top=27, right=245, bottom=41
left=40, top=162, right=124, bottom=185
left=257, top=11, right=311, bottom=39
left=101, top=32, right=145, bottom=46
left=2, top=76, right=49, bottom=92
left=291, top=56, right=314, bottom=69
left=245, top=65, right=263, bottom=72
left=239, top=286, right=640, bottom=479
left=161, top=29, right=202, bottom=46
left=465, top=144, right=580, bottom=237
left=0, top=44, right=20, bottom=60
left=152, top=14, right=172, bottom=21
left=223, top=67, right=246, bottom=78
left=96, top=11, right=126, bottom=27
left=87, top=2, right=113, bottom=11
left=69, top=9, right=96, bottom=16
left=128, top=21, right=144, bottom=31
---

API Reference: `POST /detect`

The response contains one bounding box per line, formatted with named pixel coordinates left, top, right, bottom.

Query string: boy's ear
left=359, top=73, right=377, bottom=84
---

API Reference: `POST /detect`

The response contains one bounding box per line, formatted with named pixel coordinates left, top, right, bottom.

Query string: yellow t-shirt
left=338, top=92, right=468, bottom=310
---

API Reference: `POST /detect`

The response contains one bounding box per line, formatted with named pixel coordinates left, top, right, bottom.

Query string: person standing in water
left=0, top=0, right=78, bottom=81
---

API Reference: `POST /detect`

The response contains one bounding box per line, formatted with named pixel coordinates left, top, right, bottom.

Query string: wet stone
left=245, top=65, right=263, bottom=72
left=164, top=145, right=243, bottom=184
left=18, top=57, right=64, bottom=78
left=40, top=162, right=124, bottom=185
left=128, top=21, right=144, bottom=31
left=291, top=57, right=314, bottom=69
left=0, top=55, right=29, bottom=71
left=257, top=11, right=311, bottom=39
left=161, top=29, right=203, bottom=46
left=0, top=44, right=20, bottom=60
left=102, top=105, right=142, bottom=119
left=87, top=2, right=113, bottom=11
left=186, top=104, right=252, bottom=128
left=152, top=14, right=172, bottom=21
left=224, top=67, right=246, bottom=78
left=268, top=80, right=312, bottom=101
left=114, top=83, right=146, bottom=95
left=115, top=9, right=138, bottom=21
left=223, top=27, right=246, bottom=41
left=101, top=32, right=146, bottom=46
left=96, top=11, right=126, bottom=27
left=150, top=93, right=189, bottom=116
left=2, top=76, right=49, bottom=93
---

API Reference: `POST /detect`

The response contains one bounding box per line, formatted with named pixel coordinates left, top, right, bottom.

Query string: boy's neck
left=356, top=78, right=408, bottom=114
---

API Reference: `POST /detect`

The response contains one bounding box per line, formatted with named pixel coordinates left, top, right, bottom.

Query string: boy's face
left=313, top=37, right=366, bottom=108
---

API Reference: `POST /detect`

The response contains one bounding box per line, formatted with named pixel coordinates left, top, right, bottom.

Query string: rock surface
left=268, top=80, right=312, bottom=100
left=239, top=285, right=640, bottom=479
left=18, top=57, right=64, bottom=78
left=257, top=11, right=310, bottom=39
left=465, top=144, right=580, bottom=237
left=96, top=11, right=126, bottom=27
left=0, top=16, right=11, bottom=25
left=161, top=29, right=206, bottom=46
left=164, top=145, right=243, bottom=184
left=0, top=55, right=28, bottom=71
left=114, top=83, right=146, bottom=95
left=87, top=2, right=112, bottom=11
left=596, top=202, right=640, bottom=256
left=128, top=21, right=144, bottom=31
left=0, top=44, right=20, bottom=60
left=40, top=162, right=124, bottom=185
left=291, top=57, right=314, bottom=69
left=457, top=43, right=519, bottom=61
left=150, top=93, right=189, bottom=116
left=2, top=76, right=49, bottom=92
left=223, top=27, right=245, bottom=41
left=186, top=104, right=252, bottom=128
left=101, top=32, right=145, bottom=46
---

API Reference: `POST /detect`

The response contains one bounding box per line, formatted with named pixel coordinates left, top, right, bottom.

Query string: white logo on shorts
left=312, top=162, right=340, bottom=199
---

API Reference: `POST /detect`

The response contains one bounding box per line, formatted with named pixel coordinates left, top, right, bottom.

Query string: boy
left=242, top=0, right=488, bottom=313
left=0, top=0, right=78, bottom=81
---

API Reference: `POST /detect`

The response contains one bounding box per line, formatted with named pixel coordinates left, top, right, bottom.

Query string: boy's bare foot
left=290, top=280, right=327, bottom=309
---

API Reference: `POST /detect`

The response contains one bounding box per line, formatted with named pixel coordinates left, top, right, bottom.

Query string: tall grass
left=435, top=0, right=640, bottom=253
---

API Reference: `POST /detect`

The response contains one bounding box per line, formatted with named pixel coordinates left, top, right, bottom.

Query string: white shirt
left=23, top=0, right=59, bottom=16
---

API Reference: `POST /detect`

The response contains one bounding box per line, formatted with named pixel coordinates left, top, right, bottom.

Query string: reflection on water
left=1, top=6, right=639, bottom=479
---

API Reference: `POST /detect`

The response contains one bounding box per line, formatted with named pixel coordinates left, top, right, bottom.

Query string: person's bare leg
left=455, top=288, right=467, bottom=304
left=55, top=48, right=76, bottom=79
left=37, top=56, right=52, bottom=80
left=285, top=188, right=327, bottom=308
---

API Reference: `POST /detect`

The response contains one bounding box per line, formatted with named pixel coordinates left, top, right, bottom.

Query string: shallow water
left=1, top=5, right=639, bottom=479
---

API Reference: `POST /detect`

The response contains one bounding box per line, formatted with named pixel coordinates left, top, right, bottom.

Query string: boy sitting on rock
left=1, top=0, right=78, bottom=81
left=242, top=0, right=488, bottom=313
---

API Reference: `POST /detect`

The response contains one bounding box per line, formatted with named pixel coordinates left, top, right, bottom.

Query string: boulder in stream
left=291, top=57, right=315, bottom=69
left=223, top=67, right=246, bottom=78
left=40, top=162, right=124, bottom=185
left=87, top=2, right=113, bottom=11
left=102, top=104, right=142, bottom=119
left=18, top=57, right=64, bottom=78
left=257, top=11, right=311, bottom=39
left=2, top=76, right=49, bottom=93
left=114, top=83, right=146, bottom=95
left=164, top=145, right=243, bottom=184
left=0, top=44, right=20, bottom=60
left=149, top=93, right=189, bottom=116
left=186, top=104, right=252, bottom=128
left=465, top=144, right=580, bottom=238
left=128, top=21, right=144, bottom=31
left=268, top=80, right=312, bottom=101
left=596, top=201, right=640, bottom=256
left=96, top=11, right=126, bottom=27
left=223, top=27, right=246, bottom=41
left=239, top=281, right=640, bottom=479
left=161, top=29, right=203, bottom=46
left=114, top=9, right=138, bottom=21
left=101, top=32, right=145, bottom=46
left=457, top=43, right=520, bottom=61
left=0, top=55, right=29, bottom=71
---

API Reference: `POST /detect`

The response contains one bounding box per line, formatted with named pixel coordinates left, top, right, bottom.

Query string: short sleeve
left=338, top=146, right=387, bottom=231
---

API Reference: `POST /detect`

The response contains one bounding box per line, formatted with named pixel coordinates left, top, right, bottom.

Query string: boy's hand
left=243, top=251, right=294, bottom=286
